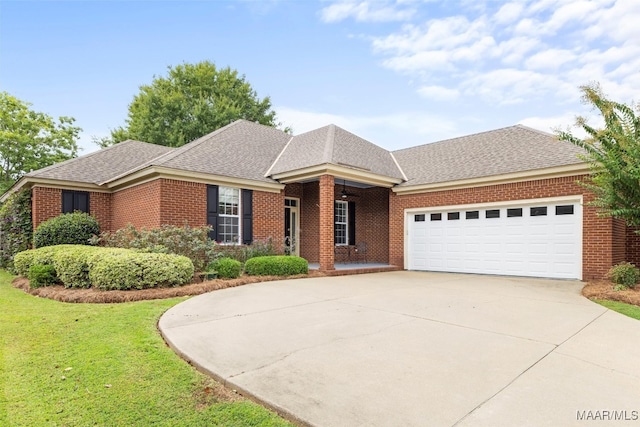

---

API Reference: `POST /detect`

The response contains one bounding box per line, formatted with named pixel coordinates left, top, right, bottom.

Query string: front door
left=284, top=198, right=300, bottom=256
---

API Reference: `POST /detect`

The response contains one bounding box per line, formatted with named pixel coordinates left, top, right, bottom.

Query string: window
left=218, top=186, right=240, bottom=244
left=334, top=201, right=348, bottom=245
left=414, top=214, right=426, bottom=222
left=530, top=206, right=547, bottom=216
left=448, top=212, right=460, bottom=220
left=62, top=190, right=89, bottom=214
left=431, top=213, right=442, bottom=221
left=466, top=211, right=479, bottom=219
left=486, top=209, right=500, bottom=218
left=507, top=208, right=523, bottom=217
left=285, top=199, right=297, bottom=207
left=556, top=205, right=574, bottom=215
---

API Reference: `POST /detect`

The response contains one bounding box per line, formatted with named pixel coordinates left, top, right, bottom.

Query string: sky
left=2, top=0, right=639, bottom=155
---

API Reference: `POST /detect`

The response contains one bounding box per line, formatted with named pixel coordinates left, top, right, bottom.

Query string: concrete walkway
left=159, top=271, right=640, bottom=427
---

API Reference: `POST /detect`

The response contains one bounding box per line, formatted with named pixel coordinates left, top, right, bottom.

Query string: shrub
left=0, top=190, right=33, bottom=272
left=14, top=245, right=63, bottom=277
left=92, top=224, right=215, bottom=272
left=34, top=212, right=99, bottom=248
left=52, top=245, right=122, bottom=289
left=608, top=262, right=640, bottom=288
left=244, top=256, right=308, bottom=276
left=28, top=264, right=57, bottom=288
left=88, top=252, right=194, bottom=290
left=213, top=238, right=279, bottom=263
left=15, top=245, right=193, bottom=290
left=211, top=258, right=242, bottom=279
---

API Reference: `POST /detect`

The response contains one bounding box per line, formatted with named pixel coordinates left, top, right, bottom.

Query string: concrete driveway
left=159, top=271, right=640, bottom=427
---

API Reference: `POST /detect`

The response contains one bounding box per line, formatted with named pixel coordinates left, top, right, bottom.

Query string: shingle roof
left=150, top=120, right=291, bottom=183
left=268, top=124, right=405, bottom=180
left=392, top=125, right=585, bottom=187
left=26, top=140, right=174, bottom=184
left=20, top=122, right=586, bottom=192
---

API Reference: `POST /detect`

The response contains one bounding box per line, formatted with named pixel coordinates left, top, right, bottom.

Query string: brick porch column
left=319, top=174, right=335, bottom=271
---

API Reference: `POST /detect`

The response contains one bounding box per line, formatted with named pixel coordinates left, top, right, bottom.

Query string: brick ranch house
left=4, top=119, right=639, bottom=280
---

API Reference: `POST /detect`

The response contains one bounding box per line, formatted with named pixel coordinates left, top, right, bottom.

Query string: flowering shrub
left=91, top=224, right=215, bottom=272
left=608, top=262, right=640, bottom=288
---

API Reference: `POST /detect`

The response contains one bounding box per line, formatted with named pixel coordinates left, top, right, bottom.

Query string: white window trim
left=219, top=186, right=242, bottom=245
left=334, top=200, right=348, bottom=246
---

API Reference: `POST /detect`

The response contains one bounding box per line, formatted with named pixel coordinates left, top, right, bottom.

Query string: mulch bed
left=581, top=280, right=640, bottom=306
left=12, top=270, right=326, bottom=304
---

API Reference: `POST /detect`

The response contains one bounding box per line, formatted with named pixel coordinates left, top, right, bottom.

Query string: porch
left=281, top=174, right=399, bottom=272
left=308, top=262, right=401, bottom=276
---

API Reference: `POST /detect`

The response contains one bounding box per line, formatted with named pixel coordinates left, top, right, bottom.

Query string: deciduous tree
left=106, top=61, right=284, bottom=147
left=0, top=92, right=80, bottom=193
left=558, top=83, right=640, bottom=227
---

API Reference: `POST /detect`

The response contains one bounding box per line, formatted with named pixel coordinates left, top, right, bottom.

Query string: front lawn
left=0, top=270, right=292, bottom=426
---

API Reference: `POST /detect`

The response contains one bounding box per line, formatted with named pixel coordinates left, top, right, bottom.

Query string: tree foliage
left=558, top=83, right=640, bottom=227
left=106, top=61, right=283, bottom=148
left=0, top=189, right=33, bottom=271
left=0, top=92, right=80, bottom=193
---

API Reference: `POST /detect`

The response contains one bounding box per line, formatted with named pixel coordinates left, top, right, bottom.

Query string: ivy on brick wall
left=0, top=189, right=33, bottom=272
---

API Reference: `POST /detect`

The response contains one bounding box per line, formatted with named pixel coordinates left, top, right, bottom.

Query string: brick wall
left=32, top=186, right=112, bottom=232
left=90, top=192, right=112, bottom=232
left=299, top=182, right=320, bottom=262
left=389, top=175, right=617, bottom=280
left=112, top=180, right=162, bottom=230
left=626, top=226, right=640, bottom=266
left=159, top=179, right=207, bottom=227
left=253, top=190, right=285, bottom=250
left=32, top=187, right=62, bottom=230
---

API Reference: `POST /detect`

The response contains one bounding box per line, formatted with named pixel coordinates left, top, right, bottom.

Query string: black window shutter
left=62, top=191, right=74, bottom=213
left=76, top=192, right=89, bottom=213
left=206, top=185, right=219, bottom=241
left=242, top=189, right=253, bottom=245
left=348, top=201, right=356, bottom=245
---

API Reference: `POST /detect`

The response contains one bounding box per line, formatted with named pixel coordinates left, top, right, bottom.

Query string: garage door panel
left=407, top=201, right=581, bottom=279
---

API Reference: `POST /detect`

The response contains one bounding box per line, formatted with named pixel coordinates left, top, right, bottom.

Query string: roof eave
left=393, top=163, right=591, bottom=195
left=1, top=177, right=108, bottom=202
left=106, top=166, right=285, bottom=193
left=271, top=164, right=403, bottom=188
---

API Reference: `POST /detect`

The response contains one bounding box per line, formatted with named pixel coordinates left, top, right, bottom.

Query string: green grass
left=0, top=270, right=292, bottom=426
left=595, top=299, right=640, bottom=320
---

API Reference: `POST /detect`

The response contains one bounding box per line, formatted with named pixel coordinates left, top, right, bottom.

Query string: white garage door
left=407, top=200, right=582, bottom=279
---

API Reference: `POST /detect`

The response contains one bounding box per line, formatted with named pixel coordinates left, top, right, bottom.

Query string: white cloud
left=320, top=1, right=416, bottom=23
left=417, top=85, right=460, bottom=101
left=524, top=48, right=576, bottom=71
left=494, top=2, right=525, bottom=24
left=361, top=0, right=640, bottom=108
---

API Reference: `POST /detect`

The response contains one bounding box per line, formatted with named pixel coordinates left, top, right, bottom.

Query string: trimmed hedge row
left=244, top=256, right=308, bottom=276
left=14, top=245, right=194, bottom=290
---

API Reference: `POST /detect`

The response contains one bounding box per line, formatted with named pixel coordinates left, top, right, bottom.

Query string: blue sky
left=2, top=0, right=639, bottom=154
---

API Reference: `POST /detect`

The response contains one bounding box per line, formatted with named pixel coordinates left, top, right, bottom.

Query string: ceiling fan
left=340, top=179, right=360, bottom=199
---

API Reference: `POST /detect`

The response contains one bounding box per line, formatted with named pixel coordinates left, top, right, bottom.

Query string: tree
left=558, top=83, right=640, bottom=227
left=0, top=92, right=80, bottom=193
left=105, top=61, right=284, bottom=148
